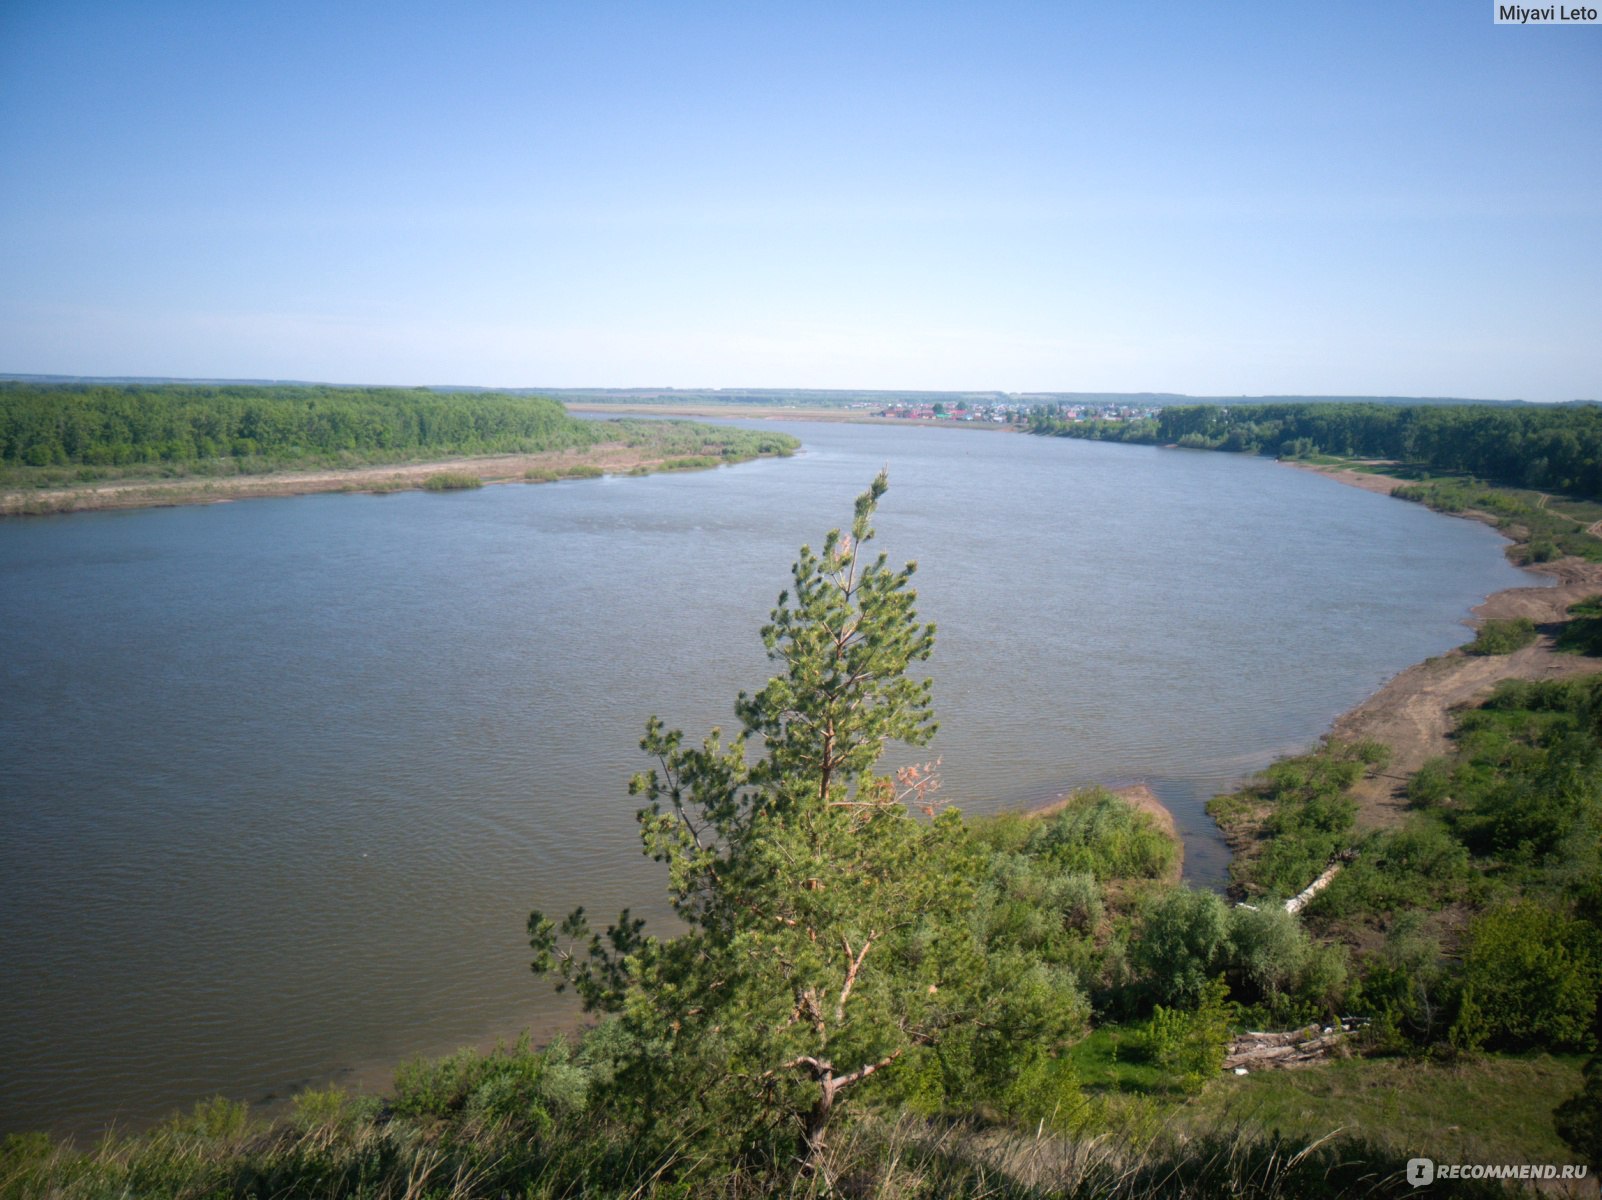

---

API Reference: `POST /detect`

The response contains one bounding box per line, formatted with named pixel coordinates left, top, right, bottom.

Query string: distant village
left=867, top=400, right=1163, bottom=425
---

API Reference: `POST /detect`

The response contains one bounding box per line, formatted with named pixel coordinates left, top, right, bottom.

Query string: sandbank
left=0, top=441, right=777, bottom=517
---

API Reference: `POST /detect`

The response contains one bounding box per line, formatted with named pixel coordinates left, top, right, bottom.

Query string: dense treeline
left=0, top=382, right=601, bottom=469
left=1030, top=402, right=1602, bottom=500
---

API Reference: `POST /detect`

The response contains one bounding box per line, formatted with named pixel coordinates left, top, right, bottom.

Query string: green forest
left=0, top=384, right=801, bottom=505
left=1029, top=401, right=1602, bottom=502
left=0, top=382, right=605, bottom=471
left=6, top=474, right=1596, bottom=1199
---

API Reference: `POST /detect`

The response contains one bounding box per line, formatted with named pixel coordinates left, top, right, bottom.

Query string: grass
left=4, top=1028, right=1577, bottom=1199
left=523, top=464, right=607, bottom=482
left=1182, top=1052, right=1588, bottom=1169
left=1063, top=1026, right=1185, bottom=1097
left=0, top=1081, right=1519, bottom=1200
left=1388, top=475, right=1602, bottom=562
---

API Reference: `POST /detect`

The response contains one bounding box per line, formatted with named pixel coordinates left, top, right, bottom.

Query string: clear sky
left=1, top=1, right=1597, bottom=400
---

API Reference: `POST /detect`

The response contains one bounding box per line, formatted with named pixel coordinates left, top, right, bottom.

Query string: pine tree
left=529, top=473, right=988, bottom=1170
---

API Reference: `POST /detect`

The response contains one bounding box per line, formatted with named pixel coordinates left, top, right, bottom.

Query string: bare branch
left=836, top=937, right=873, bottom=1024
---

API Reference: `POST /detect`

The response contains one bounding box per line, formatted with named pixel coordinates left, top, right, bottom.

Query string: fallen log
left=1284, top=852, right=1357, bottom=914
left=1223, top=1023, right=1359, bottom=1072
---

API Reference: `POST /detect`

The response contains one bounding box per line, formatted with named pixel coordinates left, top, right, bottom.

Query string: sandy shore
left=1295, top=461, right=1602, bottom=830
left=0, top=441, right=773, bottom=517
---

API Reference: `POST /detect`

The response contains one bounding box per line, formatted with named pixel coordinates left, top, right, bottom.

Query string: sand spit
left=0, top=442, right=774, bottom=516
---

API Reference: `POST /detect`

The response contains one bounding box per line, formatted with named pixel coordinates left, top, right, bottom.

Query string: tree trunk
left=801, top=1079, right=835, bottom=1171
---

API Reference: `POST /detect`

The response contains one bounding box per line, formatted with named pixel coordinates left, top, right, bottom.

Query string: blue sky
left=1, top=1, right=1597, bottom=399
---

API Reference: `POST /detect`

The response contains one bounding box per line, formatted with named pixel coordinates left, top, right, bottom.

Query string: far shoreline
left=0, top=440, right=793, bottom=517
left=0, top=407, right=1022, bottom=517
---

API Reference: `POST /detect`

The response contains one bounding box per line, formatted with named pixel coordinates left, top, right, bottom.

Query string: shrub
left=1455, top=900, right=1601, bottom=1049
left=1464, top=617, right=1537, bottom=656
left=1130, top=977, right=1235, bottom=1092
left=1130, top=887, right=1231, bottom=1008
left=1227, top=903, right=1310, bottom=1003
left=998, top=1047, right=1086, bottom=1131
left=1031, top=788, right=1177, bottom=882
left=1407, top=756, right=1454, bottom=807
left=1296, top=940, right=1351, bottom=1016
left=389, top=1037, right=595, bottom=1130
left=164, top=1095, right=250, bottom=1139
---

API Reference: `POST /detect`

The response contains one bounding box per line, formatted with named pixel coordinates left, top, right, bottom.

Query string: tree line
left=0, top=382, right=601, bottom=469
left=1029, top=401, right=1602, bottom=500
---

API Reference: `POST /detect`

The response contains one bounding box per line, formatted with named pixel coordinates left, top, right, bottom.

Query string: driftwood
left=1223, top=1024, right=1358, bottom=1072
left=1283, top=851, right=1358, bottom=915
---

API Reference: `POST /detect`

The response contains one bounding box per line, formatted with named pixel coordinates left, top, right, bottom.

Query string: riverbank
left=0, top=437, right=793, bottom=517
left=1291, top=460, right=1602, bottom=831
left=565, top=401, right=1020, bottom=430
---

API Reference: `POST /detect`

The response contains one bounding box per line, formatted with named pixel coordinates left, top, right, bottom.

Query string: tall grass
left=421, top=472, right=482, bottom=491
left=1, top=1103, right=1500, bottom=1199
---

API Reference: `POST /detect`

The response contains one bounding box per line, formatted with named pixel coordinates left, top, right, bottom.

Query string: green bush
left=1029, top=788, right=1177, bottom=882
left=1464, top=617, right=1538, bottom=656
left=163, top=1095, right=250, bottom=1139
left=1455, top=900, right=1601, bottom=1050
left=1407, top=756, right=1454, bottom=807
left=1226, top=903, right=1310, bottom=1003
left=1130, top=977, right=1236, bottom=1092
left=1314, top=821, right=1471, bottom=921
left=1130, top=887, right=1231, bottom=1008
left=389, top=1036, right=597, bottom=1130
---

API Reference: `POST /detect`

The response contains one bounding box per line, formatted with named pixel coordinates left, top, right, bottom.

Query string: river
left=0, top=418, right=1534, bottom=1138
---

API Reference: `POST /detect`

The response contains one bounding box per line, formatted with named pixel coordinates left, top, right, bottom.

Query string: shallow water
left=0, top=420, right=1535, bottom=1137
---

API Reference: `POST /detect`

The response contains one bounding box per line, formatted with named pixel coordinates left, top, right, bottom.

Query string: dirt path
left=1297, top=463, right=1602, bottom=830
